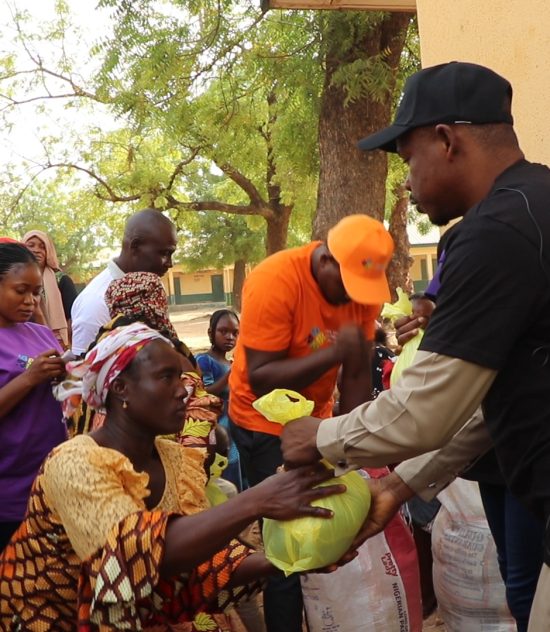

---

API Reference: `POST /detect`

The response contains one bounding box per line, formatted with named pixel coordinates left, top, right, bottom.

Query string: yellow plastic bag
left=380, top=287, right=423, bottom=386
left=380, top=287, right=413, bottom=321
left=390, top=331, right=423, bottom=385
left=262, top=466, right=371, bottom=574
left=254, top=389, right=371, bottom=574
left=252, top=388, right=314, bottom=423
left=205, top=453, right=230, bottom=507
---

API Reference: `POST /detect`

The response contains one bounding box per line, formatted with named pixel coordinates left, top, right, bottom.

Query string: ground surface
left=170, top=307, right=213, bottom=353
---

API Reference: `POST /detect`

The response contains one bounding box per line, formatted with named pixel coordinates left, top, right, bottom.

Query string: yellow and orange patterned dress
left=0, top=436, right=254, bottom=631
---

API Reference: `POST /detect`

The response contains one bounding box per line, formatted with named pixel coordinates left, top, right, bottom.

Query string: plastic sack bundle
left=432, top=479, right=515, bottom=631
left=263, top=468, right=371, bottom=574
left=205, top=453, right=230, bottom=507
left=254, top=389, right=371, bottom=575
left=380, top=287, right=423, bottom=386
left=252, top=388, right=314, bottom=423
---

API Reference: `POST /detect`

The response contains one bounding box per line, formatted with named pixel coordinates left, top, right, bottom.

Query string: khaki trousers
left=528, top=563, right=550, bottom=631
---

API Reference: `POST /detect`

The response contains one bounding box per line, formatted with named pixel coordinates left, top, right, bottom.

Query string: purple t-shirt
left=0, top=323, right=66, bottom=521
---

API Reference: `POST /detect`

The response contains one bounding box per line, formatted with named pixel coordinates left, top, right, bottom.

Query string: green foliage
left=0, top=172, right=123, bottom=277
left=321, top=11, right=414, bottom=107
left=0, top=1, right=422, bottom=276
left=384, top=17, right=421, bottom=223
left=176, top=212, right=264, bottom=271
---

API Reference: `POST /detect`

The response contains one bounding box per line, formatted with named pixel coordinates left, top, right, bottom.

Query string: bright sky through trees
left=0, top=0, right=114, bottom=170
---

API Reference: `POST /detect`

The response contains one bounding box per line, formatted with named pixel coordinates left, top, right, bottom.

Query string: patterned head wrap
left=105, top=272, right=178, bottom=341
left=55, top=322, right=172, bottom=413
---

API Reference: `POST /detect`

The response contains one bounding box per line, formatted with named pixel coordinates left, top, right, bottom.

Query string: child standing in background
left=197, top=309, right=243, bottom=490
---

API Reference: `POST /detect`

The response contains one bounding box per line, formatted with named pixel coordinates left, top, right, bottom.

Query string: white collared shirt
left=70, top=260, right=125, bottom=355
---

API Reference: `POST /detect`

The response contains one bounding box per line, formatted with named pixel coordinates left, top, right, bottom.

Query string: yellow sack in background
left=390, top=330, right=423, bottom=385
left=380, top=287, right=412, bottom=321
left=252, top=388, right=314, bottom=423
left=205, top=453, right=230, bottom=507
left=254, top=389, right=371, bottom=574
left=380, top=287, right=424, bottom=386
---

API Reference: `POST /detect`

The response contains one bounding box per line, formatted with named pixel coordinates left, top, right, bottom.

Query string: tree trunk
left=387, top=183, right=413, bottom=300
left=265, top=205, right=292, bottom=255
left=232, top=258, right=246, bottom=312
left=312, top=12, right=413, bottom=240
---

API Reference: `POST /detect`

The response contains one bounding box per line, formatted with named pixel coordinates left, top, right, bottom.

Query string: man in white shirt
left=71, top=209, right=177, bottom=355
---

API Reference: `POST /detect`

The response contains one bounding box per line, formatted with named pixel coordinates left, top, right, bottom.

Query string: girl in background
left=197, top=310, right=243, bottom=490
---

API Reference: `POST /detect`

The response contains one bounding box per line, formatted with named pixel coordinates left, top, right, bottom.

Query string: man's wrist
left=383, top=471, right=415, bottom=504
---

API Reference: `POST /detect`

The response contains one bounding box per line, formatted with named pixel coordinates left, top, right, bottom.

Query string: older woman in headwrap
left=23, top=230, right=78, bottom=348
left=0, top=322, right=341, bottom=631
left=102, top=271, right=222, bottom=448
left=105, top=270, right=195, bottom=365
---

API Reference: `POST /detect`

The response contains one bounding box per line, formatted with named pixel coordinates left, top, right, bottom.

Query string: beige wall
left=164, top=265, right=235, bottom=299
left=175, top=271, right=214, bottom=296
left=410, top=244, right=437, bottom=281
left=416, top=0, right=550, bottom=166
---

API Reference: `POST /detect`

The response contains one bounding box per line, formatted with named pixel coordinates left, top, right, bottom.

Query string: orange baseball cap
left=327, top=214, right=394, bottom=305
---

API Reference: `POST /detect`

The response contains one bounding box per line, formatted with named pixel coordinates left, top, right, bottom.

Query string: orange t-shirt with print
left=229, top=242, right=380, bottom=436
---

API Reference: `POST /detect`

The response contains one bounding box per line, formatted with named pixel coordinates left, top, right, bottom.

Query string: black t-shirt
left=57, top=273, right=78, bottom=320
left=426, top=221, right=503, bottom=484
left=420, top=160, right=550, bottom=530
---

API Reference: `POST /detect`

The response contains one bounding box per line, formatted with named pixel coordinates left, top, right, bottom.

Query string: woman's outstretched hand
left=251, top=462, right=346, bottom=521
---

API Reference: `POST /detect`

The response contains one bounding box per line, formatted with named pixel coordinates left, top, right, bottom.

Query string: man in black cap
left=280, top=61, right=550, bottom=630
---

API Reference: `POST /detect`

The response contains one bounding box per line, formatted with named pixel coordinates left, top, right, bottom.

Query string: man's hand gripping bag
left=253, top=389, right=371, bottom=574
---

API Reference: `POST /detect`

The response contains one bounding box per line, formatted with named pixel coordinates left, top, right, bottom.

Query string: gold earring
left=122, top=401, right=128, bottom=409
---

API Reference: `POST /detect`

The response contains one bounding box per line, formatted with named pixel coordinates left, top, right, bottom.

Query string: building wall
left=409, top=243, right=438, bottom=292
left=416, top=0, right=550, bottom=167
left=164, top=267, right=232, bottom=305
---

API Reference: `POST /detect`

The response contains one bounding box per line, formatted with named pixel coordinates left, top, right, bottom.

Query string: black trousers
left=230, top=422, right=304, bottom=632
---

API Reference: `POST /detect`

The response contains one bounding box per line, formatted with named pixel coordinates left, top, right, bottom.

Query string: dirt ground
left=170, top=308, right=213, bottom=353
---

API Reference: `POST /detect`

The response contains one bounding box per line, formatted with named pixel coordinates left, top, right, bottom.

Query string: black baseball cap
left=358, top=61, right=514, bottom=153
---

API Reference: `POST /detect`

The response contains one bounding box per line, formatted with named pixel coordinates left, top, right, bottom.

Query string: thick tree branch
left=167, top=195, right=271, bottom=218
left=215, top=161, right=265, bottom=207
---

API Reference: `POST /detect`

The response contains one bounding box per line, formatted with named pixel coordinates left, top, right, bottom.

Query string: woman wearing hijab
left=23, top=230, right=78, bottom=348
left=0, top=322, right=341, bottom=631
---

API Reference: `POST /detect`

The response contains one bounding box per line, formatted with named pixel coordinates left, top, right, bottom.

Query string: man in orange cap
left=228, top=214, right=393, bottom=632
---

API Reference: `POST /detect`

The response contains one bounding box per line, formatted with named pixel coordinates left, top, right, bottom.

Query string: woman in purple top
left=0, top=243, right=66, bottom=550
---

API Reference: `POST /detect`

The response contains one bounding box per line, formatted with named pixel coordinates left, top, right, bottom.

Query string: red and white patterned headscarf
left=105, top=272, right=178, bottom=340
left=55, top=322, right=172, bottom=412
